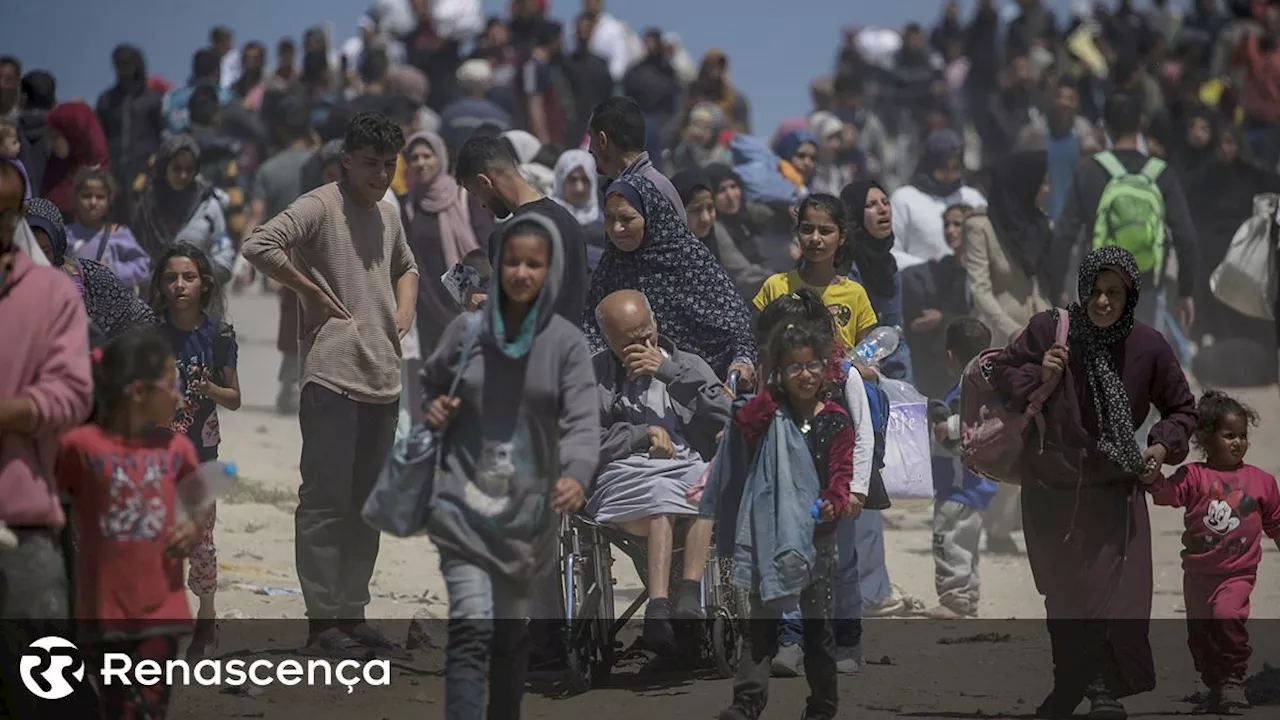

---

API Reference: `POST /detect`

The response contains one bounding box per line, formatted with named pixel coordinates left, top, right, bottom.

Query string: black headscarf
left=1173, top=109, right=1218, bottom=181
left=840, top=179, right=898, bottom=299
left=705, top=162, right=764, bottom=263
left=670, top=169, right=720, bottom=256
left=987, top=150, right=1052, bottom=288
left=1066, top=246, right=1145, bottom=476
left=132, top=134, right=213, bottom=261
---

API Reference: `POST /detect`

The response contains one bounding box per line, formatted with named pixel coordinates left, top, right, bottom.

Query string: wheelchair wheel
left=711, top=608, right=739, bottom=679
left=564, top=525, right=614, bottom=694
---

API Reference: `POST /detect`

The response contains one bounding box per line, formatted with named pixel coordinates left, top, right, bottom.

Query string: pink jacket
left=0, top=250, right=93, bottom=528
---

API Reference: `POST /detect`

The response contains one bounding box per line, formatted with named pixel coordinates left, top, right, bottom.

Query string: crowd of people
left=6, top=1, right=1280, bottom=719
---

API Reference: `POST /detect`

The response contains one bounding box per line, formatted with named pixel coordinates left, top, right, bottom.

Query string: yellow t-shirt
left=753, top=270, right=879, bottom=351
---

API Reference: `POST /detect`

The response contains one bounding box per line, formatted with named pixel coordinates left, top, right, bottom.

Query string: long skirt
left=1022, top=478, right=1156, bottom=699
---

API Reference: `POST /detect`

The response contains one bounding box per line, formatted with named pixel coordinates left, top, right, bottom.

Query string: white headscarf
left=501, top=130, right=543, bottom=165
left=552, top=150, right=601, bottom=226
left=501, top=130, right=555, bottom=196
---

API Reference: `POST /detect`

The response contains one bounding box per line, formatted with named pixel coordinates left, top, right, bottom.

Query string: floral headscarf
left=24, top=197, right=67, bottom=265
left=1066, top=246, right=1145, bottom=475
left=586, top=174, right=756, bottom=376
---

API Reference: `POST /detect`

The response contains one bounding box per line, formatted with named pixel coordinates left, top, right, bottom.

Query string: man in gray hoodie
left=421, top=211, right=599, bottom=719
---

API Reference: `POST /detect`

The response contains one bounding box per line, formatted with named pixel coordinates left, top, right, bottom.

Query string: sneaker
left=771, top=642, right=805, bottom=677
left=300, top=628, right=375, bottom=661
left=643, top=598, right=674, bottom=650
left=1087, top=687, right=1127, bottom=720
left=1219, top=678, right=1250, bottom=710
left=835, top=644, right=862, bottom=674
left=344, top=621, right=411, bottom=660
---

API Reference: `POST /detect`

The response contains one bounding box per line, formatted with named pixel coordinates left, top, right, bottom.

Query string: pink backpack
left=959, top=309, right=1070, bottom=485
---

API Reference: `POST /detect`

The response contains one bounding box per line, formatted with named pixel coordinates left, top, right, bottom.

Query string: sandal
left=864, top=585, right=927, bottom=618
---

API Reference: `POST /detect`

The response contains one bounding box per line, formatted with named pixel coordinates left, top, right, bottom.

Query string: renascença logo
left=20, top=636, right=392, bottom=697
left=20, top=636, right=86, bottom=700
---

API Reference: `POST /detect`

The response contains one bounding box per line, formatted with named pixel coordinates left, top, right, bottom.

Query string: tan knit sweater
left=243, top=183, right=418, bottom=404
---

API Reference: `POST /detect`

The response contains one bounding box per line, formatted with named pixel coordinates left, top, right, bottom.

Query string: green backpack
left=1091, top=151, right=1167, bottom=278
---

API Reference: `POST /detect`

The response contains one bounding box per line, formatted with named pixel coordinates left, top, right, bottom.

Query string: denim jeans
left=855, top=510, right=892, bottom=607
left=442, top=555, right=531, bottom=720
left=780, top=514, right=883, bottom=647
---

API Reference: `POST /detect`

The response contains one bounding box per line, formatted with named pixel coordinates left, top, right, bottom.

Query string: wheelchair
left=557, top=370, right=748, bottom=693
left=557, top=512, right=747, bottom=693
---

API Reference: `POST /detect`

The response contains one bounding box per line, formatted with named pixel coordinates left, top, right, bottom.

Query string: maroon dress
left=989, top=310, right=1197, bottom=698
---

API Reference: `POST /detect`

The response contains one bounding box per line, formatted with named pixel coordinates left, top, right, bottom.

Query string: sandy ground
left=170, top=286, right=1280, bottom=718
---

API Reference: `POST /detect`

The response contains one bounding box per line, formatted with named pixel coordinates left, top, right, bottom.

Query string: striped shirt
left=243, top=182, right=418, bottom=404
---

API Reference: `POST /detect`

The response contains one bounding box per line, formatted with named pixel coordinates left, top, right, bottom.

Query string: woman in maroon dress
left=989, top=246, right=1197, bottom=719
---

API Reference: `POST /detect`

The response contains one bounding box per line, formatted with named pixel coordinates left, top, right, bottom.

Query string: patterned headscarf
left=586, top=174, right=756, bottom=376
left=24, top=197, right=67, bottom=265
left=1066, top=246, right=1145, bottom=475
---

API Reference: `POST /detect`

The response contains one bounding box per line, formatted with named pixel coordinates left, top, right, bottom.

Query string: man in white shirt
left=583, top=0, right=640, bottom=83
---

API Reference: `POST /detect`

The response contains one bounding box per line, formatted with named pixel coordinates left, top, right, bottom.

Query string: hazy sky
left=3, top=0, right=1085, bottom=135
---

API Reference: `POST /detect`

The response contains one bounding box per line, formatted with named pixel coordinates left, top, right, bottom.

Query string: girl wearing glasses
left=717, top=317, right=853, bottom=720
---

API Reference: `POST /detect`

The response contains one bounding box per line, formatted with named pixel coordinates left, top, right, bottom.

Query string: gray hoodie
left=421, top=212, right=600, bottom=584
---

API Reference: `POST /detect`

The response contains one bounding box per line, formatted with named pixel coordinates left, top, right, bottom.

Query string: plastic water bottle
left=810, top=499, right=823, bottom=522
left=851, top=326, right=903, bottom=367
left=176, top=461, right=239, bottom=522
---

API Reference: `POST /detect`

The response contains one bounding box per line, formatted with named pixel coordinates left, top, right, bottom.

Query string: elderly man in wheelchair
left=583, top=289, right=733, bottom=649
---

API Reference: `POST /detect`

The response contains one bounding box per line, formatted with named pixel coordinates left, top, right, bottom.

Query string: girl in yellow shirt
left=754, top=194, right=879, bottom=351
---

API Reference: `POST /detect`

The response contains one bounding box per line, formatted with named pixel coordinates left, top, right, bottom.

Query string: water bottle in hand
left=851, top=326, right=903, bottom=367
left=176, top=461, right=239, bottom=522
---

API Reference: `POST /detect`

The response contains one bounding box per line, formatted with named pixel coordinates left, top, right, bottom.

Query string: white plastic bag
left=1210, top=193, right=1279, bottom=321
left=879, top=378, right=934, bottom=499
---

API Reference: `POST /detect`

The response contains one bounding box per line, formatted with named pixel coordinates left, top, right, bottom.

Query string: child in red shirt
left=1142, top=390, right=1280, bottom=713
left=57, top=328, right=212, bottom=720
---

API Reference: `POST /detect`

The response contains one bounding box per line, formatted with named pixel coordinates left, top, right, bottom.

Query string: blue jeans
left=442, top=555, right=530, bottom=720
left=780, top=513, right=888, bottom=647
left=855, top=510, right=892, bottom=607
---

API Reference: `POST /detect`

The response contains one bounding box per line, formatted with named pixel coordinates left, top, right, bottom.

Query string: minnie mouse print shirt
left=1147, top=463, right=1280, bottom=575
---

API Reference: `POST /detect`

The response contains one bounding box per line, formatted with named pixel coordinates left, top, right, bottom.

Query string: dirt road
left=177, top=286, right=1280, bottom=718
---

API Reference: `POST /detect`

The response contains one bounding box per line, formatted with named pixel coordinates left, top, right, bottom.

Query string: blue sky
left=3, top=0, right=1084, bottom=135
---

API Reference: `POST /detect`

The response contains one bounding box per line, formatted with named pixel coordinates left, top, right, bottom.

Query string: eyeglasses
left=782, top=360, right=826, bottom=378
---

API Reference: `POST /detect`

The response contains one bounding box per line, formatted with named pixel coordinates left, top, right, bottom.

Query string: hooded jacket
left=0, top=249, right=94, bottom=528
left=421, top=212, right=600, bottom=584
